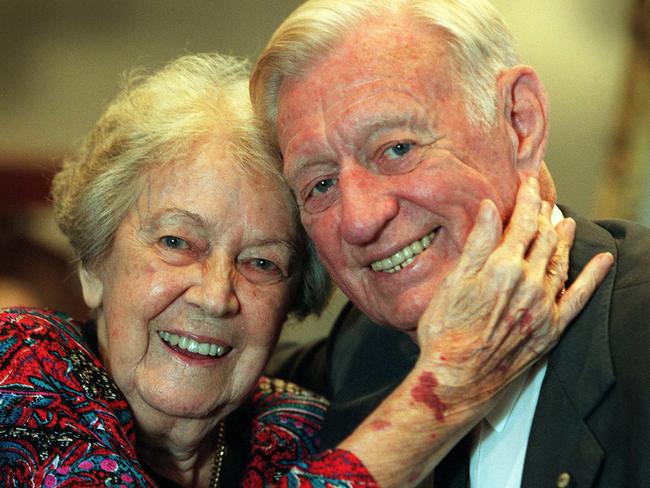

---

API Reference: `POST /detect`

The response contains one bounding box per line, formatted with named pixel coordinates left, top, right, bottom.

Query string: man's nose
left=186, top=257, right=240, bottom=317
left=339, top=165, right=398, bottom=245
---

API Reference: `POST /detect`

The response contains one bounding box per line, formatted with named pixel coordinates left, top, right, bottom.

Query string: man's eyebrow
left=282, top=131, right=342, bottom=189
left=284, top=155, right=322, bottom=189
left=362, top=113, right=431, bottom=140
left=285, top=115, right=431, bottom=177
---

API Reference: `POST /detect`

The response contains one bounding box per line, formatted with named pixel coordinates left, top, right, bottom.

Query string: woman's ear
left=498, top=65, right=549, bottom=177
left=79, top=267, right=103, bottom=309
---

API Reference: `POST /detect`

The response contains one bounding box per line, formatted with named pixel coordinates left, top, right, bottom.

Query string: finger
left=558, top=251, right=614, bottom=326
left=453, top=199, right=502, bottom=276
left=549, top=217, right=576, bottom=296
left=482, top=283, right=521, bottom=345
left=526, top=201, right=558, bottom=286
left=482, top=311, right=535, bottom=380
left=496, top=337, right=552, bottom=387
left=492, top=303, right=560, bottom=380
left=500, top=177, right=542, bottom=258
left=541, top=198, right=553, bottom=220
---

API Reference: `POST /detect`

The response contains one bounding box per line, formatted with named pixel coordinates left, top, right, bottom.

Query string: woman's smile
left=158, top=330, right=232, bottom=358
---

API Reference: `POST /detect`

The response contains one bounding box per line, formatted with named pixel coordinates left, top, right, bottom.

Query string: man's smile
left=370, top=227, right=439, bottom=273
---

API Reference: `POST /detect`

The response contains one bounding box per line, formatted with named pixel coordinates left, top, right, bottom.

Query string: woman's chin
left=130, top=386, right=224, bottom=423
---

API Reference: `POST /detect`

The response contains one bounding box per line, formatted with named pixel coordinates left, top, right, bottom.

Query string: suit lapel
left=522, top=211, right=617, bottom=487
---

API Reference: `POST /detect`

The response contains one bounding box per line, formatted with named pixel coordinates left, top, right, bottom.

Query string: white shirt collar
left=484, top=371, right=529, bottom=432
left=551, top=204, right=564, bottom=227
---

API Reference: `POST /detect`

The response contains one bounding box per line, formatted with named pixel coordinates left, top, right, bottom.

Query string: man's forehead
left=276, top=18, right=452, bottom=118
left=278, top=76, right=419, bottom=127
left=277, top=53, right=453, bottom=153
left=278, top=77, right=433, bottom=140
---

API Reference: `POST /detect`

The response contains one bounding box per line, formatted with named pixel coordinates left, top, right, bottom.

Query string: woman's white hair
left=251, top=0, right=520, bottom=131
left=52, top=52, right=331, bottom=318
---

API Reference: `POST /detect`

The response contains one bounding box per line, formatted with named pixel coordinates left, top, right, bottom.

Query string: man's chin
left=356, top=296, right=423, bottom=326
left=404, top=327, right=420, bottom=344
left=361, top=306, right=421, bottom=340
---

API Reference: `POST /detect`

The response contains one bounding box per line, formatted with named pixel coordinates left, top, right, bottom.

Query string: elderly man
left=251, top=0, right=650, bottom=486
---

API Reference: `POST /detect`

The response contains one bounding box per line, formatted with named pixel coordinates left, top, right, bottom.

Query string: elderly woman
left=0, top=53, right=599, bottom=487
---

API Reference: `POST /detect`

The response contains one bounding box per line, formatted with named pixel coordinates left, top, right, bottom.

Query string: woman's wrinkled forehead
left=112, top=162, right=299, bottom=280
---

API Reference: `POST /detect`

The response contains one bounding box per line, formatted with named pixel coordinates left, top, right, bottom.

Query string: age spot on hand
left=411, top=372, right=447, bottom=421
left=370, top=420, right=392, bottom=431
left=518, top=311, right=534, bottom=334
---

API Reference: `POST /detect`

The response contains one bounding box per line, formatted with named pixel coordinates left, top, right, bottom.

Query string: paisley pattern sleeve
left=0, top=308, right=156, bottom=487
left=242, top=377, right=378, bottom=487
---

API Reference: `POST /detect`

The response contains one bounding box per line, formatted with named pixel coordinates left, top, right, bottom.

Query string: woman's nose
left=185, top=258, right=240, bottom=317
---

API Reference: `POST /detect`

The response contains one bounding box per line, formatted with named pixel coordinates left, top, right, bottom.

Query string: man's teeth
left=158, top=331, right=229, bottom=357
left=371, top=231, right=435, bottom=273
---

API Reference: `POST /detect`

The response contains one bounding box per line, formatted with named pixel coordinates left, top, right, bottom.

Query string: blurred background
left=1, top=0, right=648, bottom=341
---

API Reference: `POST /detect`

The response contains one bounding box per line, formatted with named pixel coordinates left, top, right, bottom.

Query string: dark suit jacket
left=268, top=211, right=650, bottom=487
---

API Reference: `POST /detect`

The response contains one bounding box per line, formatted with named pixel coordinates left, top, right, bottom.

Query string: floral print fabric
left=0, top=309, right=376, bottom=487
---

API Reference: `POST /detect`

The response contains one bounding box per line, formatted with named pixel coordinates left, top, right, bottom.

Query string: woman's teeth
left=371, top=231, right=435, bottom=273
left=158, top=331, right=229, bottom=357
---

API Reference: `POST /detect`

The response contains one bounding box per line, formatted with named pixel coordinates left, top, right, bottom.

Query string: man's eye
left=384, top=142, right=413, bottom=160
left=160, top=236, right=189, bottom=250
left=310, top=178, right=337, bottom=196
left=302, top=176, right=340, bottom=214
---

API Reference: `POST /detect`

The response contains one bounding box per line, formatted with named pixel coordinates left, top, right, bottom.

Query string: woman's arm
left=0, top=309, right=156, bottom=487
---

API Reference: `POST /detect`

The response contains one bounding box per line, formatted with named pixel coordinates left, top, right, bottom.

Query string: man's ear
left=498, top=65, right=549, bottom=177
left=79, top=267, right=103, bottom=309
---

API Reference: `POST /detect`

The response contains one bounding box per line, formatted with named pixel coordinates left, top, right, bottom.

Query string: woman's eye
left=160, top=236, right=189, bottom=250
left=238, top=257, right=286, bottom=284
left=384, top=142, right=413, bottom=160
left=251, top=258, right=277, bottom=271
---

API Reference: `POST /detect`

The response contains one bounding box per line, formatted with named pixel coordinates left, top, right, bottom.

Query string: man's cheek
left=303, top=217, right=334, bottom=251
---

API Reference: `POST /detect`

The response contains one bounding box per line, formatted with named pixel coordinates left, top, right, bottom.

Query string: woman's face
left=83, top=143, right=298, bottom=421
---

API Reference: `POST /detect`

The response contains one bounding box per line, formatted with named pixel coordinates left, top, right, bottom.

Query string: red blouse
left=0, top=308, right=377, bottom=487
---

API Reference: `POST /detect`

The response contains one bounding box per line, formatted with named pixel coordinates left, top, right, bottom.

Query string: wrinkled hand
left=416, top=177, right=613, bottom=406
left=336, top=178, right=613, bottom=487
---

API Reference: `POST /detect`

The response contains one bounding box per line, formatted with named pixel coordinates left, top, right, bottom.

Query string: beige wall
left=1, top=0, right=633, bottom=217
left=492, top=0, right=633, bottom=218
left=0, top=0, right=636, bottom=341
left=1, top=0, right=301, bottom=161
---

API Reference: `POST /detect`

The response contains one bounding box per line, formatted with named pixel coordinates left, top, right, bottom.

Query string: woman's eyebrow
left=140, top=208, right=208, bottom=232
left=252, top=238, right=298, bottom=253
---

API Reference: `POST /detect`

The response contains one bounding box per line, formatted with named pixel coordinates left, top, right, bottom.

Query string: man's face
left=276, top=19, right=522, bottom=338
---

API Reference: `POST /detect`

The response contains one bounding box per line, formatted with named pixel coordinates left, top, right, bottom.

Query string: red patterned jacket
left=0, top=308, right=376, bottom=487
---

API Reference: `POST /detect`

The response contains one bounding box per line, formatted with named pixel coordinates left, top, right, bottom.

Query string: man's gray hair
left=251, top=0, right=520, bottom=131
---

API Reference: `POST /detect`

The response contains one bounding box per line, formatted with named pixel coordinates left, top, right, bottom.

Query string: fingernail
left=479, top=199, right=496, bottom=222
left=563, top=217, right=576, bottom=230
